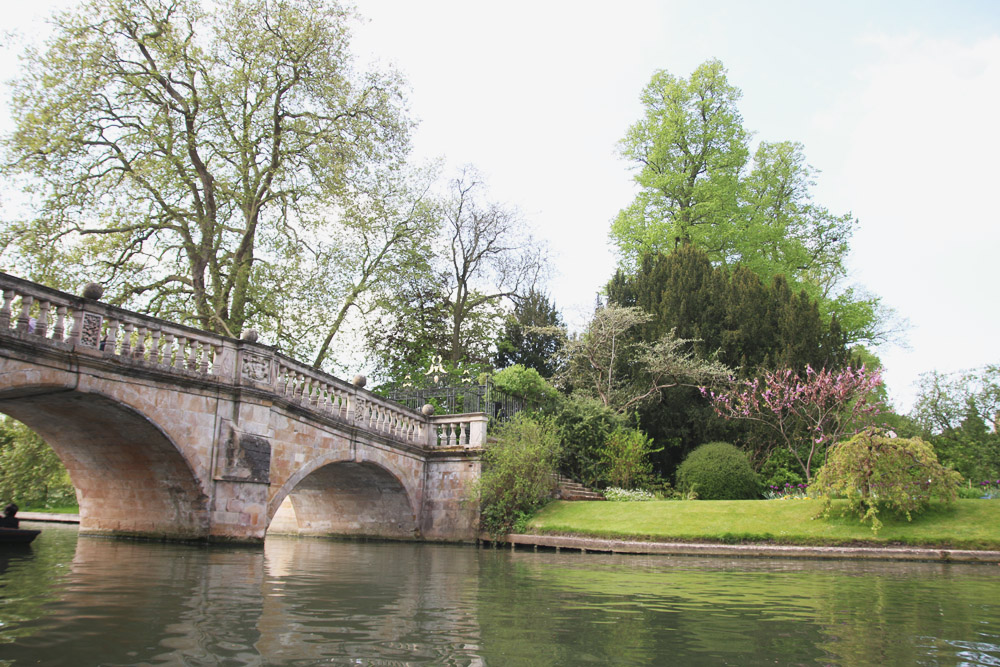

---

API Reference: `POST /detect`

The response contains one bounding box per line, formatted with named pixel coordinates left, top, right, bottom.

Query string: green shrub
left=476, top=414, right=563, bottom=537
left=552, top=394, right=626, bottom=486
left=490, top=364, right=560, bottom=405
left=598, top=425, right=660, bottom=490
left=675, top=442, right=760, bottom=500
left=811, top=430, right=962, bottom=532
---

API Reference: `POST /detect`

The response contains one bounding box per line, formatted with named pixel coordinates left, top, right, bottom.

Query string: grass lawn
left=527, top=499, right=1000, bottom=550
left=22, top=505, right=79, bottom=514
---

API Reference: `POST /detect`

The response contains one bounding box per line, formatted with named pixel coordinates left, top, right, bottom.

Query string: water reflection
left=1, top=524, right=998, bottom=665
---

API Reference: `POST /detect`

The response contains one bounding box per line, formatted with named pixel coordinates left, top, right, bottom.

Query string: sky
left=2, top=0, right=999, bottom=412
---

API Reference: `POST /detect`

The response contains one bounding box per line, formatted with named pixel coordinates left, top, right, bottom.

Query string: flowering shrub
left=603, top=487, right=655, bottom=502
left=978, top=479, right=1000, bottom=499
left=763, top=483, right=811, bottom=500
left=704, top=365, right=883, bottom=483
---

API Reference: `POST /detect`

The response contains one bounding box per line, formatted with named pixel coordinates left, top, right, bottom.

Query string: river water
left=2, top=523, right=1000, bottom=666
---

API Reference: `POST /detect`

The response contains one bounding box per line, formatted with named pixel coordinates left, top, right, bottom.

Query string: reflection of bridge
left=0, top=272, right=485, bottom=542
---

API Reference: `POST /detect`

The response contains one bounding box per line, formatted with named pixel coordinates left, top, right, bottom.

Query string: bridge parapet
left=0, top=272, right=486, bottom=451
left=0, top=272, right=229, bottom=379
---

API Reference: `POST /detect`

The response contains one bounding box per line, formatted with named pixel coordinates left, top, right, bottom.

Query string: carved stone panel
left=81, top=312, right=103, bottom=347
left=241, top=353, right=271, bottom=383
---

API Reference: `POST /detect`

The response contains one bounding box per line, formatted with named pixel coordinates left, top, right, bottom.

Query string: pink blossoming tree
left=703, top=366, right=884, bottom=483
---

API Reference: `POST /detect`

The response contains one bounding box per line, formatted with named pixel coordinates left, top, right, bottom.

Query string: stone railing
left=429, top=413, right=488, bottom=448
left=0, top=272, right=486, bottom=450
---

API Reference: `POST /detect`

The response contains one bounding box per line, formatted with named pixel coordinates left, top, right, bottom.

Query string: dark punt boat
left=0, top=528, right=41, bottom=544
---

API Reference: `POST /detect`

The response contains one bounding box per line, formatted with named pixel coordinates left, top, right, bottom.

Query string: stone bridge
left=0, top=272, right=485, bottom=543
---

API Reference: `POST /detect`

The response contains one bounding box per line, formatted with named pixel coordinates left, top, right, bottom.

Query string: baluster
left=162, top=333, right=175, bottom=366
left=276, top=366, right=288, bottom=394
left=0, top=289, right=13, bottom=330
left=120, top=322, right=134, bottom=356
left=104, top=319, right=119, bottom=354
left=187, top=340, right=199, bottom=370
left=35, top=301, right=50, bottom=337
left=302, top=376, right=313, bottom=404
left=213, top=344, right=224, bottom=375
left=134, top=326, right=147, bottom=359
left=16, top=295, right=33, bottom=333
left=199, top=342, right=210, bottom=373
left=52, top=305, right=67, bottom=341
left=149, top=329, right=161, bottom=363
left=172, top=336, right=186, bottom=369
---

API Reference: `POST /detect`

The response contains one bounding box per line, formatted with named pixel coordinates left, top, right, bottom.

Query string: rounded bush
left=675, top=442, right=760, bottom=500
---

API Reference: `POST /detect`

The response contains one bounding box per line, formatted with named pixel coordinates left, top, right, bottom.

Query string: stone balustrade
left=0, top=271, right=485, bottom=450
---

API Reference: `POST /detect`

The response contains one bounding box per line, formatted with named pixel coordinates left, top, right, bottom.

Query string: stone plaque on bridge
left=217, top=421, right=271, bottom=483
left=80, top=312, right=103, bottom=347
left=241, top=353, right=271, bottom=384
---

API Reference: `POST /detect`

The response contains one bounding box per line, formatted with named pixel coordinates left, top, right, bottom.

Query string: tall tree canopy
left=363, top=168, right=548, bottom=385
left=493, top=288, right=564, bottom=378
left=1, top=0, right=412, bottom=345
left=607, top=245, right=849, bottom=374
left=611, top=59, right=892, bottom=345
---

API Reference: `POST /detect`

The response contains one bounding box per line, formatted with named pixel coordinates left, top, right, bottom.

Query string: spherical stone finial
left=240, top=329, right=259, bottom=343
left=421, top=404, right=435, bottom=416
left=352, top=374, right=367, bottom=388
left=81, top=282, right=104, bottom=300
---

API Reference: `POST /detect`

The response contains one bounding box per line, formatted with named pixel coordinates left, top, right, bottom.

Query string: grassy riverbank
left=527, top=499, right=1000, bottom=550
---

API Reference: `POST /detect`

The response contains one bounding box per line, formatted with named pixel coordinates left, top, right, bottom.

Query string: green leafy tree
left=475, top=414, right=562, bottom=537
left=2, top=0, right=412, bottom=348
left=493, top=288, right=565, bottom=378
left=0, top=416, right=76, bottom=509
left=911, top=366, right=1000, bottom=480
left=812, top=430, right=962, bottom=533
left=611, top=59, right=893, bottom=346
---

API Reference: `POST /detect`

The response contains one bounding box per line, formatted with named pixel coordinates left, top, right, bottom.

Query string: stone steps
left=553, top=475, right=604, bottom=501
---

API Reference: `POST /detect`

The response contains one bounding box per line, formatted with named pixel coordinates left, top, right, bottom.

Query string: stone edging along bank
left=485, top=533, right=1000, bottom=564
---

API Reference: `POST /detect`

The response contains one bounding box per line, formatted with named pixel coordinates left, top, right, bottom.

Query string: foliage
left=1, top=0, right=414, bottom=353
left=551, top=394, right=627, bottom=487
left=490, top=364, right=559, bottom=406
left=476, top=414, right=562, bottom=537
left=558, top=304, right=730, bottom=413
left=493, top=288, right=565, bottom=378
left=363, top=168, right=548, bottom=384
left=706, top=365, right=884, bottom=482
left=603, top=487, right=655, bottom=502
left=607, top=245, right=850, bottom=373
left=675, top=442, right=760, bottom=500
left=812, top=430, right=962, bottom=533
left=0, top=416, right=76, bottom=509
left=610, top=59, right=893, bottom=346
left=910, top=365, right=1000, bottom=481
left=597, top=425, right=660, bottom=490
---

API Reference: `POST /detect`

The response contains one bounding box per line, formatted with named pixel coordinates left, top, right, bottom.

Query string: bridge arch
left=0, top=384, right=209, bottom=539
left=267, top=452, right=420, bottom=540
